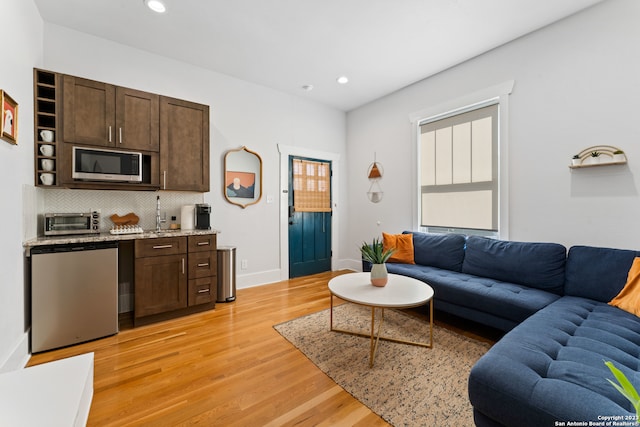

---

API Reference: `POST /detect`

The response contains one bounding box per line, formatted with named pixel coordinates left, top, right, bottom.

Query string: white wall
left=0, top=0, right=43, bottom=370
left=346, top=0, right=640, bottom=264
left=42, top=23, right=348, bottom=288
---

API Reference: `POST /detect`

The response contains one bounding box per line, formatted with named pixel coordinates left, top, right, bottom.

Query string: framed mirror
left=223, top=146, right=263, bottom=208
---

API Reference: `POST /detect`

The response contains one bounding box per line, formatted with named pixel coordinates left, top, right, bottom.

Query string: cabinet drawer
left=135, top=236, right=187, bottom=258
left=188, top=234, right=216, bottom=253
left=189, top=276, right=216, bottom=306
left=188, top=251, right=217, bottom=278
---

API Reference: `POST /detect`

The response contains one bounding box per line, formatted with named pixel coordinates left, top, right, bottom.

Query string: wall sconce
left=367, top=153, right=383, bottom=203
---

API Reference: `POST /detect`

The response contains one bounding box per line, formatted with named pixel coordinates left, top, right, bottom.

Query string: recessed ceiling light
left=337, top=76, right=349, bottom=85
left=302, top=85, right=314, bottom=91
left=144, top=0, right=167, bottom=13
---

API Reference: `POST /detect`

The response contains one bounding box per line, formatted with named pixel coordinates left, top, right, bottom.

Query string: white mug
left=40, top=173, right=54, bottom=185
left=40, top=144, right=54, bottom=157
left=40, top=130, right=54, bottom=142
left=41, top=159, right=54, bottom=171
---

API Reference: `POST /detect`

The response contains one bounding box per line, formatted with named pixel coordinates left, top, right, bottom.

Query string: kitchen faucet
left=156, top=195, right=165, bottom=232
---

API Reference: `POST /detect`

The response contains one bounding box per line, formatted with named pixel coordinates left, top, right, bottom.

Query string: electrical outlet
left=241, top=259, right=248, bottom=270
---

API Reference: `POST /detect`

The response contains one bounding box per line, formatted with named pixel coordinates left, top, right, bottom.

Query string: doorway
left=288, top=156, right=332, bottom=278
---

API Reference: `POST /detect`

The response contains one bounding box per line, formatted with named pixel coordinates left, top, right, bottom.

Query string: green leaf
left=359, top=237, right=396, bottom=264
left=605, top=361, right=640, bottom=419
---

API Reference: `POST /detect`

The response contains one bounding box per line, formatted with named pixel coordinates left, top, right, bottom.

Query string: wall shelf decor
left=367, top=153, right=384, bottom=203
left=569, top=145, right=627, bottom=169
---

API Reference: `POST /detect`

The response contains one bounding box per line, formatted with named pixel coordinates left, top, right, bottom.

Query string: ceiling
left=33, top=0, right=603, bottom=111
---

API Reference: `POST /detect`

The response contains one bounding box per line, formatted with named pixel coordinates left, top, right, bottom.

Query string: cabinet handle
left=108, top=126, right=112, bottom=142
left=163, top=171, right=167, bottom=190
left=198, top=288, right=210, bottom=294
left=197, top=262, right=209, bottom=267
left=152, top=244, right=173, bottom=249
left=197, top=241, right=210, bottom=246
left=119, top=127, right=122, bottom=144
left=182, top=258, right=185, bottom=274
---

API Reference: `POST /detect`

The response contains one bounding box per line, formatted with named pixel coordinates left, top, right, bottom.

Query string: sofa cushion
left=405, top=231, right=466, bottom=272
left=382, top=232, right=415, bottom=264
left=469, top=296, right=640, bottom=427
left=462, top=236, right=566, bottom=294
left=565, top=246, right=640, bottom=302
left=386, top=263, right=560, bottom=325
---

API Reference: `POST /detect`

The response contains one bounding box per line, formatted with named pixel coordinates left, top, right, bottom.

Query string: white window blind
left=419, top=103, right=498, bottom=232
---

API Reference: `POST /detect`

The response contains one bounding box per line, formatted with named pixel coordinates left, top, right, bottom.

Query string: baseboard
left=336, top=258, right=361, bottom=272
left=0, top=331, right=30, bottom=373
left=237, top=269, right=283, bottom=289
left=236, top=260, right=360, bottom=290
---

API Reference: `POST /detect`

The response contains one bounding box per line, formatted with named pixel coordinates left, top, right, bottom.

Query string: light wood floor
left=28, top=270, right=500, bottom=426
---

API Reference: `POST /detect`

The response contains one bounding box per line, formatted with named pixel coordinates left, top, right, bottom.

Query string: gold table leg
left=330, top=294, right=434, bottom=368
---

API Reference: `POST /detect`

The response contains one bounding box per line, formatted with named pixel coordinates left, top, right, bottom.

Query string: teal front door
left=288, top=156, right=332, bottom=278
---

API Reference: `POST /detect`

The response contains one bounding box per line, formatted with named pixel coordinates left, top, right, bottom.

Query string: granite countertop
left=23, top=228, right=220, bottom=248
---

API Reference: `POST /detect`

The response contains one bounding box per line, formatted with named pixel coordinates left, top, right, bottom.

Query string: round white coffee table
left=328, top=272, right=434, bottom=367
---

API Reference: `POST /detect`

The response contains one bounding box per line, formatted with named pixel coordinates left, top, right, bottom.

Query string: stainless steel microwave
left=72, top=146, right=143, bottom=182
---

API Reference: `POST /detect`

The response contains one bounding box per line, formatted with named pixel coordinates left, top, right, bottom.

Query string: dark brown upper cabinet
left=62, top=75, right=159, bottom=152
left=160, top=97, right=210, bottom=192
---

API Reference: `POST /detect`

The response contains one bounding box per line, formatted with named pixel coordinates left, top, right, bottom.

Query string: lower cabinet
left=135, top=253, right=187, bottom=317
left=187, top=235, right=217, bottom=306
left=134, top=234, right=217, bottom=324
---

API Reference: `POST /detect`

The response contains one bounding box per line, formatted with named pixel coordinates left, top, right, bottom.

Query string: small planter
left=370, top=263, right=388, bottom=287
left=360, top=237, right=396, bottom=287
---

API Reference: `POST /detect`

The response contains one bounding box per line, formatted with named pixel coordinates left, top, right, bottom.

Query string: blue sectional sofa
left=363, top=231, right=640, bottom=426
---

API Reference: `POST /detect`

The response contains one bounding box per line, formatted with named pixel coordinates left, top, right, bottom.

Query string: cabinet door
left=62, top=75, right=115, bottom=147
left=116, top=87, right=159, bottom=152
left=160, top=97, right=210, bottom=192
left=135, top=254, right=187, bottom=318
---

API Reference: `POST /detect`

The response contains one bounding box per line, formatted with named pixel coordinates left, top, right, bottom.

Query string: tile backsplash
left=38, top=188, right=204, bottom=234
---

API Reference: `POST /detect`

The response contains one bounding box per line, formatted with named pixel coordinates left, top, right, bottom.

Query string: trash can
left=217, top=246, right=236, bottom=302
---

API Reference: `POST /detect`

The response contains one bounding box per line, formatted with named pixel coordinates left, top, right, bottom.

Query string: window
left=419, top=103, right=499, bottom=235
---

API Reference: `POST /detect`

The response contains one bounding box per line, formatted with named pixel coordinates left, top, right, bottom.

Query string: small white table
left=328, top=272, right=434, bottom=367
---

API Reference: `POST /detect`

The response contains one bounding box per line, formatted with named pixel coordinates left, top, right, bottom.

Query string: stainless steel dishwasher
left=31, top=241, right=119, bottom=353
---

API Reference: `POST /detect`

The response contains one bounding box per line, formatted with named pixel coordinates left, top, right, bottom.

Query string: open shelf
left=34, top=69, right=59, bottom=187
left=568, top=145, right=627, bottom=169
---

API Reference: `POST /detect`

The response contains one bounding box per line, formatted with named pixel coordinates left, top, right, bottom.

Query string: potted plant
left=360, top=238, right=396, bottom=287
left=613, top=149, right=626, bottom=162
left=571, top=154, right=581, bottom=166
left=590, top=151, right=601, bottom=164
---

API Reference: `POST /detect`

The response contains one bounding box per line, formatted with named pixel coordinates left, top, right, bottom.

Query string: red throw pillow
left=382, top=232, right=415, bottom=264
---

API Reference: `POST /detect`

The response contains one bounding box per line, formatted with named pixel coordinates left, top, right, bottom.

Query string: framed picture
left=225, top=171, right=256, bottom=199
left=1, top=90, right=18, bottom=144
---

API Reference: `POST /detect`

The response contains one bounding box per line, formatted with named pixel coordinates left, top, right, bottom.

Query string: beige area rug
left=274, top=303, right=492, bottom=426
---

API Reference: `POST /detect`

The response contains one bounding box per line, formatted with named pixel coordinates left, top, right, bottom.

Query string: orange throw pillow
left=382, top=232, right=415, bottom=264
left=609, top=257, right=640, bottom=316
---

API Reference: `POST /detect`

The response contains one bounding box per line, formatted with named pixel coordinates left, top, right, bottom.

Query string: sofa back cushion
left=565, top=245, right=640, bottom=302
left=405, top=231, right=466, bottom=272
left=462, top=236, right=567, bottom=293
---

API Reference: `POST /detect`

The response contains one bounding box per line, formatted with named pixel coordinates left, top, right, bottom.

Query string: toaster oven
left=44, top=211, right=101, bottom=236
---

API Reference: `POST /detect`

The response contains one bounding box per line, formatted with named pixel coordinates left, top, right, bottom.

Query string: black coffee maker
left=195, top=204, right=211, bottom=230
